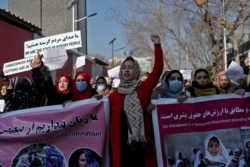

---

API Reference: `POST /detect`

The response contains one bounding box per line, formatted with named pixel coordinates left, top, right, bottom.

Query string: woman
left=215, top=71, right=245, bottom=96
left=15, top=154, right=30, bottom=167
left=3, top=76, right=38, bottom=112
left=30, top=54, right=73, bottom=105
left=70, top=148, right=100, bottom=167
left=194, top=150, right=203, bottom=167
left=108, top=34, right=163, bottom=167
left=188, top=68, right=220, bottom=97
left=72, top=71, right=97, bottom=101
left=152, top=70, right=187, bottom=102
left=44, top=73, right=73, bottom=105
left=95, top=76, right=111, bottom=96
left=42, top=145, right=65, bottom=167
left=0, top=84, right=7, bottom=100
left=175, top=151, right=183, bottom=163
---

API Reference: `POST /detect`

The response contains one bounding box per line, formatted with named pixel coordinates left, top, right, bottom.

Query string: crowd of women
left=0, top=34, right=249, bottom=167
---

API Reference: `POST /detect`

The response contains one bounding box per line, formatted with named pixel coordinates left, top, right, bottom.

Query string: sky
left=0, top=0, right=127, bottom=59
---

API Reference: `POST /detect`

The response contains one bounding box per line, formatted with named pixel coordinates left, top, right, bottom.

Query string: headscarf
left=175, top=159, right=184, bottom=167
left=42, top=146, right=64, bottom=167
left=117, top=56, right=145, bottom=143
left=189, top=68, right=219, bottom=97
left=72, top=71, right=92, bottom=101
left=95, top=76, right=110, bottom=96
left=161, top=70, right=184, bottom=98
left=194, top=150, right=203, bottom=167
left=55, top=74, right=72, bottom=94
left=204, top=133, right=230, bottom=165
left=15, top=154, right=30, bottom=167
left=167, top=157, right=175, bottom=167
left=4, top=77, right=37, bottom=112
left=175, top=151, right=183, bottom=162
left=190, top=147, right=197, bottom=166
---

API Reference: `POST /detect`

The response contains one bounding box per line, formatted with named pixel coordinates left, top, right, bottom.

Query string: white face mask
left=169, top=80, right=183, bottom=93
left=97, top=84, right=105, bottom=91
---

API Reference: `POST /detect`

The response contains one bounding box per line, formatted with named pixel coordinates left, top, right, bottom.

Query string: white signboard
left=225, top=61, right=244, bottom=84
left=43, top=47, right=68, bottom=71
left=24, top=31, right=82, bottom=58
left=108, top=66, right=120, bottom=78
left=3, top=57, right=33, bottom=76
left=75, top=55, right=86, bottom=68
left=112, top=78, right=120, bottom=88
left=0, top=99, right=4, bottom=112
left=180, top=70, right=192, bottom=80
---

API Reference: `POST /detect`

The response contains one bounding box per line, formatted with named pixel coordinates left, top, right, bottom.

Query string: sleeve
left=31, top=66, right=56, bottom=105
left=141, top=44, right=163, bottom=95
left=31, top=67, right=47, bottom=105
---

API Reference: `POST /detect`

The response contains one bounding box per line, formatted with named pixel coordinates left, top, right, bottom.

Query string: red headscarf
left=72, top=71, right=92, bottom=101
left=55, top=74, right=72, bottom=94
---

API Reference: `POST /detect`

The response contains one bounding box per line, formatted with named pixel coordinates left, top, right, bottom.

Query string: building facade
left=7, top=0, right=108, bottom=79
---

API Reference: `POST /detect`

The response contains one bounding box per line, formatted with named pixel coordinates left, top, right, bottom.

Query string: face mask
left=169, top=80, right=183, bottom=93
left=76, top=81, right=87, bottom=92
left=97, top=84, right=105, bottom=91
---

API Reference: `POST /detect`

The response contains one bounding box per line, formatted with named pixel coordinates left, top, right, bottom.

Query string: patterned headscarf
left=118, top=56, right=145, bottom=143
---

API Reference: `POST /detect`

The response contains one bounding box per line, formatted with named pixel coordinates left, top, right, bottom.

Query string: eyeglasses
left=76, top=79, right=85, bottom=82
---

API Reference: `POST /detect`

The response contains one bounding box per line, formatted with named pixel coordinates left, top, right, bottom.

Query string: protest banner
left=3, top=57, right=33, bottom=76
left=24, top=31, right=82, bottom=58
left=152, top=93, right=250, bottom=167
left=0, top=98, right=109, bottom=167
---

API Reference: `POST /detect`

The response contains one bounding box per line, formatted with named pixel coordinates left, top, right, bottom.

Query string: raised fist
left=151, top=34, right=160, bottom=44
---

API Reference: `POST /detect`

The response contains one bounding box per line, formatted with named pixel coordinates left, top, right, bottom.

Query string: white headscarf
left=194, top=150, right=203, bottom=167
left=204, top=133, right=230, bottom=164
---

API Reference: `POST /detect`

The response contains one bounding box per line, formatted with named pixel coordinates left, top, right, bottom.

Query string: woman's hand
left=177, top=95, right=188, bottom=103
left=30, top=52, right=43, bottom=69
left=151, top=34, right=160, bottom=44
left=147, top=102, right=156, bottom=113
left=94, top=94, right=103, bottom=100
left=235, top=89, right=245, bottom=96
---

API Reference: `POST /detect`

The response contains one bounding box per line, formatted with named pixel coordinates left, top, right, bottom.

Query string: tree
left=108, top=0, right=250, bottom=79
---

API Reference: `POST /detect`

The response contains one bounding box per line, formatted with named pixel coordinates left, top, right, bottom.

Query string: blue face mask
left=169, top=80, right=183, bottom=93
left=97, top=84, right=105, bottom=91
left=76, top=81, right=88, bottom=92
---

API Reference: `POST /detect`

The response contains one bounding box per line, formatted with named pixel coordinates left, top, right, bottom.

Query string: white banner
left=24, top=31, right=82, bottom=58
left=3, top=57, right=33, bottom=76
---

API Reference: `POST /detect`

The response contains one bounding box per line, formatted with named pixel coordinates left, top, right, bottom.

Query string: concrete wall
left=9, top=0, right=72, bottom=36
